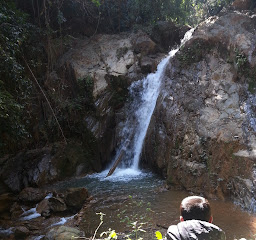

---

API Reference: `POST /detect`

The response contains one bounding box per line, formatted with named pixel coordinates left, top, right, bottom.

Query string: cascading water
left=107, top=28, right=195, bottom=176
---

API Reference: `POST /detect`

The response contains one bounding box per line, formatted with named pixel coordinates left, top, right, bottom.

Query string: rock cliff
left=143, top=10, right=256, bottom=210
left=0, top=23, right=187, bottom=194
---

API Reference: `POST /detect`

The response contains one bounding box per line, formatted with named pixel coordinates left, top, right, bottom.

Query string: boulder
left=140, top=54, right=165, bottom=74
left=45, top=226, right=82, bottom=240
left=37, top=199, right=51, bottom=217
left=49, top=197, right=67, bottom=212
left=140, top=56, right=156, bottom=74
left=0, top=148, right=57, bottom=193
left=64, top=188, right=89, bottom=210
left=14, top=226, right=30, bottom=239
left=133, top=31, right=157, bottom=55
left=0, top=144, right=97, bottom=193
left=18, top=187, right=46, bottom=203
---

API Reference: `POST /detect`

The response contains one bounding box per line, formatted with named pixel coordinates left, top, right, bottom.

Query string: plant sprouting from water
left=125, top=221, right=146, bottom=240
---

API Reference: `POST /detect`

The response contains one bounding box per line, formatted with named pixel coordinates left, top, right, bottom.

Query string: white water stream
left=107, top=28, right=195, bottom=177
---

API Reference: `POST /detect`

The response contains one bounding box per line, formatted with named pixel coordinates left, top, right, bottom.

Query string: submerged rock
left=64, top=187, right=89, bottom=210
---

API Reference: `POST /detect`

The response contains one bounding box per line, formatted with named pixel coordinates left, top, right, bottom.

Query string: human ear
left=180, top=216, right=184, bottom=222
left=209, top=216, right=213, bottom=223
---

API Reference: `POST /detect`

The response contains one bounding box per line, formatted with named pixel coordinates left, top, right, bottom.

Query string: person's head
left=180, top=196, right=213, bottom=223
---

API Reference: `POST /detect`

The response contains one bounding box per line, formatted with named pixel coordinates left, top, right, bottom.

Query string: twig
left=92, top=219, right=103, bottom=240
left=156, top=223, right=168, bottom=229
left=91, top=12, right=101, bottom=38
left=22, top=56, right=67, bottom=145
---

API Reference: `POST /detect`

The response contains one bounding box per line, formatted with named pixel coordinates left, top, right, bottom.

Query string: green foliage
left=77, top=75, right=95, bottom=110
left=116, top=47, right=129, bottom=60
left=108, top=75, right=129, bottom=109
left=234, top=49, right=256, bottom=93
left=93, top=0, right=235, bottom=31
left=235, top=49, right=249, bottom=73
left=177, top=39, right=212, bottom=66
left=92, top=0, right=102, bottom=7
left=0, top=0, right=45, bottom=154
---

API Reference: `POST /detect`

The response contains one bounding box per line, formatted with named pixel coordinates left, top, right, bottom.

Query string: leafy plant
left=100, top=229, right=118, bottom=240
left=235, top=49, right=248, bottom=72
left=126, top=221, right=146, bottom=240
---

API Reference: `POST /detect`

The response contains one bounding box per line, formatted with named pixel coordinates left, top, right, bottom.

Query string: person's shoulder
left=192, top=220, right=226, bottom=240
left=177, top=220, right=226, bottom=240
left=167, top=224, right=180, bottom=240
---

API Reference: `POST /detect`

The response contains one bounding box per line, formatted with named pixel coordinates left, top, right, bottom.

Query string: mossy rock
left=51, top=139, right=101, bottom=179
left=45, top=226, right=81, bottom=240
left=177, top=38, right=213, bottom=66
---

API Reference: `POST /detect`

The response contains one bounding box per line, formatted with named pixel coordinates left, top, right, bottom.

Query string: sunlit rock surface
left=144, top=10, right=256, bottom=210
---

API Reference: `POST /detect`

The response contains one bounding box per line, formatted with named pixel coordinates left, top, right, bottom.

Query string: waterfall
left=109, top=28, right=195, bottom=175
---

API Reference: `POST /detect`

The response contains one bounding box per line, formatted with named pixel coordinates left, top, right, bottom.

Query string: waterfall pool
left=48, top=169, right=256, bottom=240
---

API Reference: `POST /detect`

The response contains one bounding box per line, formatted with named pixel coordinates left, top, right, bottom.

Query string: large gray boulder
left=144, top=10, right=256, bottom=210
left=45, top=226, right=82, bottom=240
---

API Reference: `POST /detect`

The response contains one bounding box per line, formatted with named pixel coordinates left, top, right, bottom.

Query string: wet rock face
left=0, top=148, right=56, bottom=193
left=49, top=28, right=186, bottom=169
left=144, top=10, right=256, bottom=209
left=0, top=143, right=97, bottom=194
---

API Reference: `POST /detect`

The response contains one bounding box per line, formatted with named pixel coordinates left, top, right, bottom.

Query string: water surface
left=49, top=169, right=256, bottom=240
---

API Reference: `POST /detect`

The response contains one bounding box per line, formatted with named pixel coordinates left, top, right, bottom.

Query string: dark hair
left=180, top=196, right=211, bottom=222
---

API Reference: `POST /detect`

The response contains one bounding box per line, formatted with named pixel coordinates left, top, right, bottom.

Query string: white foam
left=51, top=217, right=67, bottom=227
left=50, top=215, right=75, bottom=227
left=20, top=207, right=41, bottom=220
left=45, top=193, right=53, bottom=199
left=33, top=235, right=45, bottom=240
left=0, top=227, right=14, bottom=236
left=88, top=168, right=151, bottom=182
